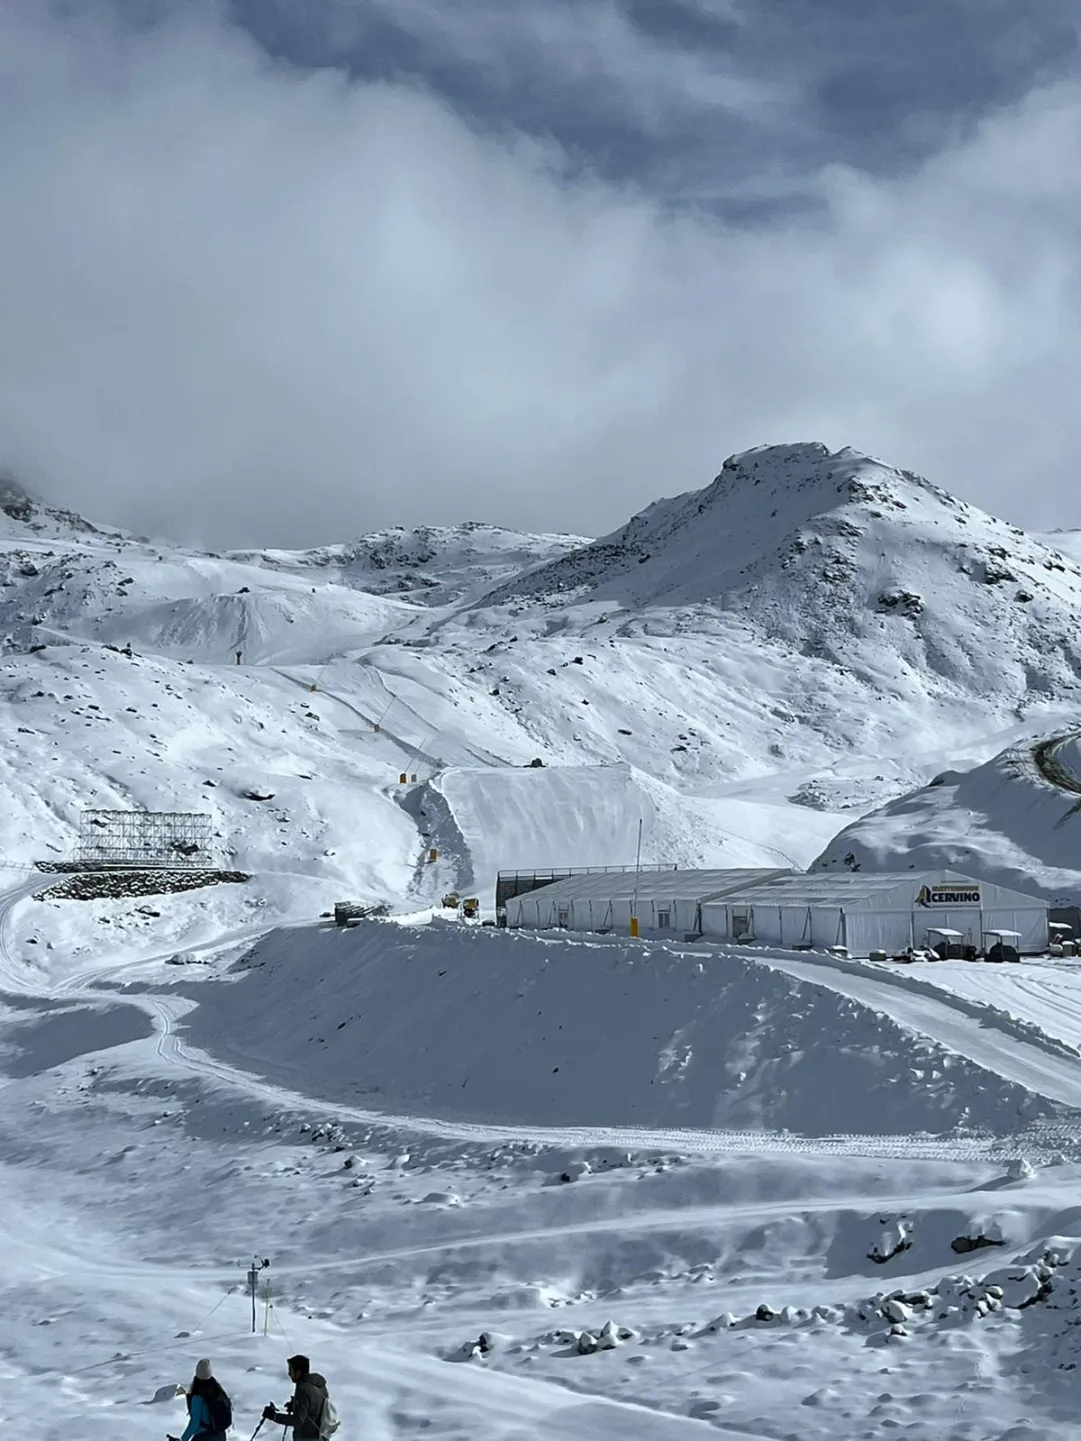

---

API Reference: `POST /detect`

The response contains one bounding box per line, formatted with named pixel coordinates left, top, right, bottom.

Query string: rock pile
left=35, top=869, right=250, bottom=901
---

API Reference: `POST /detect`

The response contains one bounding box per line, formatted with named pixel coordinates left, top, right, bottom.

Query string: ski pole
left=248, top=1419, right=266, bottom=1441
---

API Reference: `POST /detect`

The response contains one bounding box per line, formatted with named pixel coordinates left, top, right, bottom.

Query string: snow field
left=4, top=1028, right=1079, bottom=1441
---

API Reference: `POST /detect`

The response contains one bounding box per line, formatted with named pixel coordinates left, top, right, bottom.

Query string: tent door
left=731, top=907, right=754, bottom=940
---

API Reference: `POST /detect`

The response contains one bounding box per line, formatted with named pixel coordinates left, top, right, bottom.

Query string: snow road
left=907, top=960, right=1081, bottom=1056
left=755, top=952, right=1081, bottom=1108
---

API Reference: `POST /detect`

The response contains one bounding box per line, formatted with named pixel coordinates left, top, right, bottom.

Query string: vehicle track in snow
left=754, top=952, right=1081, bottom=1110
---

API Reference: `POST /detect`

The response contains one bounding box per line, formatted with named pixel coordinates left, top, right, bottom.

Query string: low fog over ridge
left=2, top=2, right=1081, bottom=547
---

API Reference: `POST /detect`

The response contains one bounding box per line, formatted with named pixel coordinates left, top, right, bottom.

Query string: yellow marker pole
left=629, top=817, right=644, bottom=940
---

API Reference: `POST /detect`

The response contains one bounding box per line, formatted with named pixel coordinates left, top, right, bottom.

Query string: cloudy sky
left=2, top=0, right=1080, bottom=546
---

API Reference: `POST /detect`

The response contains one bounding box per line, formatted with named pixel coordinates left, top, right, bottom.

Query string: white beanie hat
left=195, top=1359, right=213, bottom=1381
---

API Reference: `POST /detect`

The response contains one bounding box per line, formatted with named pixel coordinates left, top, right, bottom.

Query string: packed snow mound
left=185, top=922, right=1057, bottom=1134
left=423, top=763, right=836, bottom=901
left=228, top=522, right=588, bottom=606
left=812, top=732, right=1081, bottom=904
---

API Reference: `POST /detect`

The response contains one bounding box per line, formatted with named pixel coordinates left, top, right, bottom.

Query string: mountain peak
left=0, top=468, right=114, bottom=540
left=482, top=441, right=952, bottom=610
left=0, top=471, right=36, bottom=523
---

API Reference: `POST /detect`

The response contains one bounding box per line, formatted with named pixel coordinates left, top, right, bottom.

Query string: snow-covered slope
left=4, top=438, right=1081, bottom=934
left=475, top=440, right=1081, bottom=719
left=228, top=522, right=587, bottom=606
left=0, top=472, right=132, bottom=544
left=417, top=763, right=839, bottom=902
left=1035, top=529, right=1081, bottom=568
left=812, top=731, right=1081, bottom=905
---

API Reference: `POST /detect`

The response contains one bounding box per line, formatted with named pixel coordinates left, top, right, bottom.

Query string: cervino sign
left=916, top=884, right=980, bottom=907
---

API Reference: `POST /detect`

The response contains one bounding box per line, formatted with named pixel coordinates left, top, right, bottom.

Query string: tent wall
left=508, top=867, right=1048, bottom=954
left=512, top=890, right=744, bottom=936
left=982, top=907, right=1046, bottom=954
left=911, top=907, right=981, bottom=948
left=844, top=910, right=915, bottom=955
left=699, top=903, right=728, bottom=938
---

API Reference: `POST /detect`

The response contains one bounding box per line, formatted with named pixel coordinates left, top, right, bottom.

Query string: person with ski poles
left=262, top=1354, right=337, bottom=1438
left=167, top=1358, right=233, bottom=1441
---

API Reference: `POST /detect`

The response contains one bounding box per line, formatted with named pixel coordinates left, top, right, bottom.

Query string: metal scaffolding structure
left=74, top=811, right=214, bottom=870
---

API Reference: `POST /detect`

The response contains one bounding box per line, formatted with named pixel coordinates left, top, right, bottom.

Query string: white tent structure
left=505, top=867, right=791, bottom=936
left=699, top=870, right=1048, bottom=956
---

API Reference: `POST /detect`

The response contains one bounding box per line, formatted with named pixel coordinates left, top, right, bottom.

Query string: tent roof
left=698, top=869, right=1039, bottom=910
left=509, top=867, right=792, bottom=907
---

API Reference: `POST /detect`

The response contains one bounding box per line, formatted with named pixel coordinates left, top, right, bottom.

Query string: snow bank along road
left=756, top=950, right=1081, bottom=1109
left=908, top=959, right=1081, bottom=1056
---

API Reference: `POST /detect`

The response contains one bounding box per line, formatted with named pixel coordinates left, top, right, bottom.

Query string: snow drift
left=184, top=921, right=1057, bottom=1136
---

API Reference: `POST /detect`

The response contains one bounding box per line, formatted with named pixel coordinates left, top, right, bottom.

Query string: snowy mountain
left=812, top=729, right=1081, bottom=905
left=410, top=442, right=1081, bottom=811
left=0, top=471, right=130, bottom=543
left=4, top=439, right=1081, bottom=925
left=482, top=441, right=1081, bottom=691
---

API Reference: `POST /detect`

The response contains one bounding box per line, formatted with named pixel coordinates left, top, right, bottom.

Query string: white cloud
left=1, top=2, right=1080, bottom=546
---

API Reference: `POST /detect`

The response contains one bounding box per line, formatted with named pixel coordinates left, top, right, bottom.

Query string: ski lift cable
left=191, top=1285, right=241, bottom=1331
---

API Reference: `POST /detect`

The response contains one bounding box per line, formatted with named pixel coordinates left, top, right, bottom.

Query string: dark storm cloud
left=1, top=0, right=1081, bottom=548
